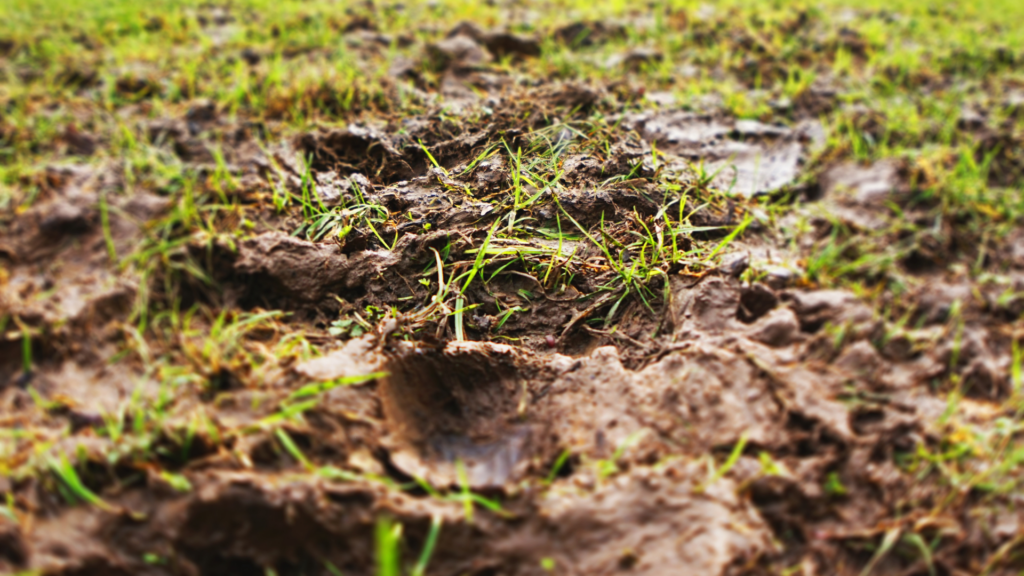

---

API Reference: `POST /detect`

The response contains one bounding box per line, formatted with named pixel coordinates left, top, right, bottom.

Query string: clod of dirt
left=746, top=307, right=802, bottom=347
left=37, top=462, right=771, bottom=576
left=3, top=166, right=110, bottom=261
left=470, top=154, right=507, bottom=190
left=815, top=160, right=907, bottom=229
left=540, top=81, right=603, bottom=110
left=524, top=462, right=774, bottom=575
left=38, top=201, right=92, bottom=236
left=184, top=100, right=216, bottom=124
left=311, top=171, right=350, bottom=206
left=561, top=154, right=603, bottom=183
left=914, top=281, right=977, bottom=325
left=62, top=126, right=98, bottom=157
left=428, top=34, right=491, bottom=70
left=606, top=47, right=663, bottom=70
left=600, top=138, right=651, bottom=177
left=540, top=340, right=791, bottom=453
left=958, top=105, right=986, bottom=130
left=447, top=22, right=541, bottom=60
left=721, top=252, right=750, bottom=278
left=368, top=177, right=495, bottom=228
left=480, top=31, right=541, bottom=60
left=762, top=264, right=800, bottom=290
left=298, top=125, right=414, bottom=183
left=27, top=507, right=138, bottom=575
left=233, top=232, right=398, bottom=304
left=819, top=159, right=901, bottom=203
left=670, top=276, right=748, bottom=336
left=0, top=516, right=27, bottom=572
left=834, top=340, right=884, bottom=380
left=784, top=289, right=879, bottom=337
left=628, top=111, right=732, bottom=153
left=295, top=335, right=385, bottom=382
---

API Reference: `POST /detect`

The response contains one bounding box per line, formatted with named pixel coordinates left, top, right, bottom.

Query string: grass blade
left=47, top=453, right=116, bottom=513
left=859, top=528, right=901, bottom=576
left=411, top=514, right=443, bottom=576
left=274, top=428, right=312, bottom=471
left=376, top=516, right=402, bottom=576
left=704, top=214, right=752, bottom=264
left=696, top=433, right=749, bottom=492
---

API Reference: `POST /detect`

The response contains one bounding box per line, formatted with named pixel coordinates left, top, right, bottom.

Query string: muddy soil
left=3, top=7, right=1024, bottom=576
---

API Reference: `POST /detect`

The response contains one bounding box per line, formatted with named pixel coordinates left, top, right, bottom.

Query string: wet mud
left=3, top=7, right=1024, bottom=576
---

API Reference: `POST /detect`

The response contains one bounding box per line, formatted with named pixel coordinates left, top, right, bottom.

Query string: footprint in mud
left=378, top=341, right=533, bottom=488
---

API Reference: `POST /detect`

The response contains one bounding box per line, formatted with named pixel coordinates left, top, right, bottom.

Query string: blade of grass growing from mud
left=859, top=528, right=902, bottom=576
left=454, top=297, right=465, bottom=341
left=459, top=144, right=498, bottom=176
left=544, top=450, right=571, bottom=485
left=902, top=533, right=937, bottom=576
left=274, top=428, right=313, bottom=471
left=411, top=514, right=443, bottom=576
left=376, top=516, right=402, bottom=576
left=704, top=213, right=753, bottom=264
left=418, top=138, right=448, bottom=178
left=251, top=399, right=319, bottom=430
left=596, top=430, right=646, bottom=480
left=494, top=305, right=526, bottom=331
left=695, top=433, right=749, bottom=493
left=47, top=453, right=116, bottom=513
left=415, top=466, right=511, bottom=522
left=552, top=196, right=620, bottom=276
left=542, top=213, right=565, bottom=288
left=159, top=471, right=192, bottom=493
left=456, top=459, right=474, bottom=522
left=287, top=372, right=387, bottom=401
left=460, top=220, right=500, bottom=293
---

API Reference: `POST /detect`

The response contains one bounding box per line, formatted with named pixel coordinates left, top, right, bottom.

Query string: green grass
left=47, top=453, right=116, bottom=512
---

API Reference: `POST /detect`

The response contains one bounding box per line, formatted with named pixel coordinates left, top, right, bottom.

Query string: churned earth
left=2, top=1, right=1024, bottom=575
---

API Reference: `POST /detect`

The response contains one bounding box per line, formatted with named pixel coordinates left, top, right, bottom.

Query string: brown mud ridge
left=3, top=18, right=1024, bottom=576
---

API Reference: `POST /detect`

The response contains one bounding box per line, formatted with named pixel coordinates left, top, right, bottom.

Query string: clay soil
left=2, top=1, right=1024, bottom=575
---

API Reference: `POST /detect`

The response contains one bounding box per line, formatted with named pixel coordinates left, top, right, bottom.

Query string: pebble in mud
left=720, top=252, right=749, bottom=277
left=763, top=265, right=798, bottom=289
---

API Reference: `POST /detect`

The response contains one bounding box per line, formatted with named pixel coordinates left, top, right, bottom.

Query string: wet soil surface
left=3, top=6, right=1024, bottom=576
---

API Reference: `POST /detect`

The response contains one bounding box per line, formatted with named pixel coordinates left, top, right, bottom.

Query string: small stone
left=720, top=252, right=749, bottom=278
left=746, top=308, right=800, bottom=347
left=764, top=265, right=797, bottom=289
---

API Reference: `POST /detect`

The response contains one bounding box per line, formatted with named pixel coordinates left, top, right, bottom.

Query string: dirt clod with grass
left=3, top=1, right=1024, bottom=575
